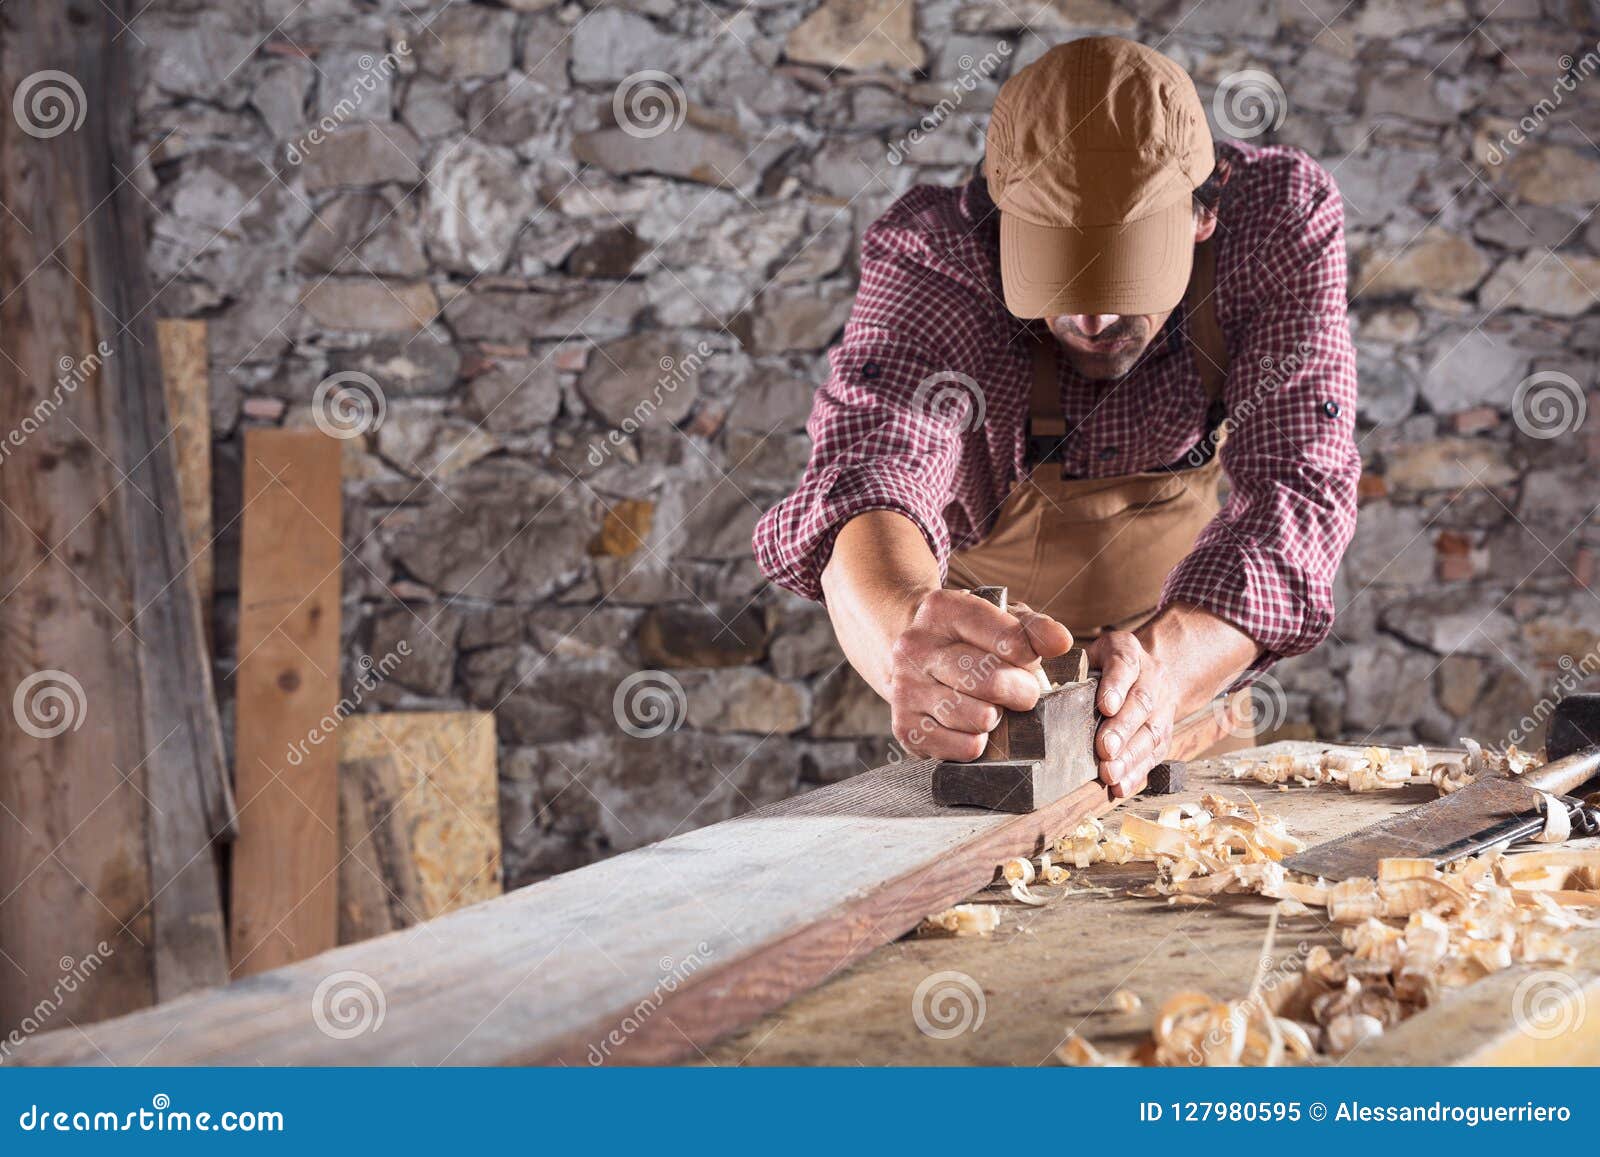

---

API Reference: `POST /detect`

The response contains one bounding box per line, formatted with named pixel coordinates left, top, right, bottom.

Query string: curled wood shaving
left=1002, top=857, right=1047, bottom=906
left=1059, top=780, right=1599, bottom=1066
left=1533, top=791, right=1571, bottom=844
left=917, top=904, right=1001, bottom=938
left=1112, top=988, right=1143, bottom=1013
left=1227, top=740, right=1542, bottom=799
left=1056, top=1033, right=1114, bottom=1066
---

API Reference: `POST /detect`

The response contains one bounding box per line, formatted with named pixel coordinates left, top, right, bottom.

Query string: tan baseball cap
left=986, top=38, right=1215, bottom=319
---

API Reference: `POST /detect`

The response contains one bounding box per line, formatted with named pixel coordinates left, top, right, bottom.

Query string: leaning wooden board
left=706, top=741, right=1600, bottom=1066
left=229, top=430, right=344, bottom=976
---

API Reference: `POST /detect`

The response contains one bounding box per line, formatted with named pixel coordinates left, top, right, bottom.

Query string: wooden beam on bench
left=19, top=702, right=1233, bottom=1066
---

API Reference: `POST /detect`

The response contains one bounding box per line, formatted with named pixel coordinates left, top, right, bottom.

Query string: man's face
left=1044, top=309, right=1174, bottom=381
left=1042, top=205, right=1217, bottom=381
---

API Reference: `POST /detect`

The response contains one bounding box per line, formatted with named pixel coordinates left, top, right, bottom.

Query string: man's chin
left=1061, top=346, right=1143, bottom=381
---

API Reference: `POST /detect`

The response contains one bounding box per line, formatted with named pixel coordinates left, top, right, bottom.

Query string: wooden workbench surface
left=705, top=741, right=1599, bottom=1067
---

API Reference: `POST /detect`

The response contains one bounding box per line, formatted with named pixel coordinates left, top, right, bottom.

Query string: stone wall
left=131, top=0, right=1600, bottom=887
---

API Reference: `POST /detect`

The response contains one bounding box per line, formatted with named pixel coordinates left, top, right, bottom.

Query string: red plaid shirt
left=754, top=142, right=1360, bottom=661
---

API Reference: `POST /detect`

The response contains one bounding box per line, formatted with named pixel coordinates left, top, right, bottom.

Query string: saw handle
left=1524, top=743, right=1600, bottom=796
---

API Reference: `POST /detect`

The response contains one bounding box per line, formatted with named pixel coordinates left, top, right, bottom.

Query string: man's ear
left=1193, top=205, right=1218, bottom=243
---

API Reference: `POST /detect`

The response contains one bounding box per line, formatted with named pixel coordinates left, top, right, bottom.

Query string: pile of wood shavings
left=1054, top=792, right=1600, bottom=1065
left=1226, top=739, right=1539, bottom=795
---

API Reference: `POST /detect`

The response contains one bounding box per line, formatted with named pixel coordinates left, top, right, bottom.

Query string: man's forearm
left=1134, top=599, right=1261, bottom=719
left=818, top=511, right=941, bottom=697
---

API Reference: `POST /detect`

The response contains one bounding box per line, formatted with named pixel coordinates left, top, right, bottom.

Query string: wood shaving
left=1533, top=791, right=1571, bottom=844
left=1057, top=770, right=1600, bottom=1067
left=1056, top=1033, right=1115, bottom=1066
left=917, top=904, right=1002, bottom=938
left=1112, top=988, right=1143, bottom=1013
left=1002, top=856, right=1047, bottom=906
left=1225, top=739, right=1542, bottom=799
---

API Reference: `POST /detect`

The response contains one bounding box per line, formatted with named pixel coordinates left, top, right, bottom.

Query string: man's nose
left=1068, top=314, right=1121, bottom=336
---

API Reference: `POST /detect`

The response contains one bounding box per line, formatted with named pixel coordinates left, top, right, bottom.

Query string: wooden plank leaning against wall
left=230, top=430, right=344, bottom=976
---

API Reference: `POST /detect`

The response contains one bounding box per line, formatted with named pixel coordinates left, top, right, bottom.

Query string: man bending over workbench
left=755, top=38, right=1360, bottom=798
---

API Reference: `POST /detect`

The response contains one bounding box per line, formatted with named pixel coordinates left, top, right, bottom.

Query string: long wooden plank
left=0, top=0, right=231, bottom=1024
left=19, top=754, right=1120, bottom=1066
left=337, top=711, right=501, bottom=942
left=229, top=429, right=344, bottom=976
left=155, top=319, right=213, bottom=631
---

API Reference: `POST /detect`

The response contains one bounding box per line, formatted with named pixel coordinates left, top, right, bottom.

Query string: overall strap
left=1027, top=333, right=1064, bottom=463
left=1185, top=238, right=1228, bottom=404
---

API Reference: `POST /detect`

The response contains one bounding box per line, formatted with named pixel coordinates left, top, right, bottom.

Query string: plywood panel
left=338, top=712, right=500, bottom=940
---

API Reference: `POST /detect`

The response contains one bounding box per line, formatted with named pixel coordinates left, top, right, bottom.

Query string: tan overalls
left=945, top=242, right=1255, bottom=747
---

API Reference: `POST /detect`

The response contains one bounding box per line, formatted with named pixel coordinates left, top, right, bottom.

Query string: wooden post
left=0, top=0, right=232, bottom=1023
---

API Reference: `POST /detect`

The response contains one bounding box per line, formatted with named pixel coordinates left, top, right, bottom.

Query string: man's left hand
left=1085, top=631, right=1176, bottom=799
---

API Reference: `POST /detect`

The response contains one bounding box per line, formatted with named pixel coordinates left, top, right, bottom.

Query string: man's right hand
left=887, top=588, right=1073, bottom=761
